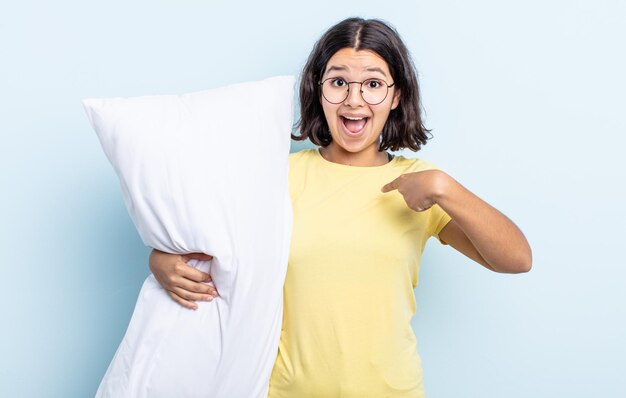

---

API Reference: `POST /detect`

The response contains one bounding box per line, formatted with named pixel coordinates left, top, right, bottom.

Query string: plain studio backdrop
left=1, top=1, right=624, bottom=397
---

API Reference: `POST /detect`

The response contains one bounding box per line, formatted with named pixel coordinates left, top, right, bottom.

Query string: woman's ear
left=391, top=88, right=401, bottom=110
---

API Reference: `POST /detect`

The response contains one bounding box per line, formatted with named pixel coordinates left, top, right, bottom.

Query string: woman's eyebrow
left=325, top=65, right=348, bottom=74
left=365, top=67, right=388, bottom=77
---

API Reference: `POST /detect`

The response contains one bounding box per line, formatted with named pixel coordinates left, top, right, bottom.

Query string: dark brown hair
left=293, top=17, right=431, bottom=152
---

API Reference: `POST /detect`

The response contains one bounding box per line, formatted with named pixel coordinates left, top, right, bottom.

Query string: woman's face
left=320, top=47, right=400, bottom=164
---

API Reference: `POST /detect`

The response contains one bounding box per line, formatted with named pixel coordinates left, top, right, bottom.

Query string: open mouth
left=340, top=115, right=369, bottom=136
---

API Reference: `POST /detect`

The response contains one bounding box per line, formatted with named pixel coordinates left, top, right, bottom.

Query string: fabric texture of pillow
left=83, top=76, right=294, bottom=398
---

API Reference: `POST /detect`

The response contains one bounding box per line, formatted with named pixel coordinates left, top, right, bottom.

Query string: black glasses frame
left=318, top=78, right=396, bottom=105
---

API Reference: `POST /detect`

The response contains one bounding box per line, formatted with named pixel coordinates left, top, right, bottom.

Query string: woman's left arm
left=382, top=170, right=532, bottom=274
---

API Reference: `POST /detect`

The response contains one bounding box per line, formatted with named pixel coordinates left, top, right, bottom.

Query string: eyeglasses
left=319, top=77, right=396, bottom=105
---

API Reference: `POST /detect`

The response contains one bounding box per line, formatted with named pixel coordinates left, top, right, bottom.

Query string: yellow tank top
left=268, top=149, right=451, bottom=397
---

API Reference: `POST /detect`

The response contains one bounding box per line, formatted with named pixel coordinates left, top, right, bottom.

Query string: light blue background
left=1, top=1, right=625, bottom=397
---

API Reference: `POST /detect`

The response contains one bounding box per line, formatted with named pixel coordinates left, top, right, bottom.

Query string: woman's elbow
left=501, top=249, right=533, bottom=274
left=510, top=259, right=532, bottom=274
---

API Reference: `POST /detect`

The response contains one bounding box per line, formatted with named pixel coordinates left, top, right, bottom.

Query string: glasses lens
left=321, top=78, right=348, bottom=103
left=321, top=78, right=390, bottom=105
left=361, top=79, right=389, bottom=105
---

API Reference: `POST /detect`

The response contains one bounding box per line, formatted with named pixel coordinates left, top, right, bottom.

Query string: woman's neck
left=319, top=145, right=390, bottom=167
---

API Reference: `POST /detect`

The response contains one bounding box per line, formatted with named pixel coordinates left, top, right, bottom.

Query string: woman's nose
left=343, top=82, right=365, bottom=107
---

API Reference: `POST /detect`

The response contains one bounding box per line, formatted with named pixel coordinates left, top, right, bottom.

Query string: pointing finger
left=381, top=178, right=399, bottom=193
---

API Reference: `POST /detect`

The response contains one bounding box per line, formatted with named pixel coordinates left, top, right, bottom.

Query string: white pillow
left=83, top=76, right=294, bottom=398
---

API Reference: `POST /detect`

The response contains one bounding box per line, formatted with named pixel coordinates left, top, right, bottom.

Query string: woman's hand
left=149, top=249, right=218, bottom=310
left=381, top=170, right=447, bottom=212
left=382, top=169, right=532, bottom=273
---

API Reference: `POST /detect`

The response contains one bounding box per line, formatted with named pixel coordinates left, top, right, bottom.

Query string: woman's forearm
left=435, top=172, right=532, bottom=273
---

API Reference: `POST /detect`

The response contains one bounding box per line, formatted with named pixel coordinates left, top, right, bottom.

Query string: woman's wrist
left=431, top=170, right=455, bottom=206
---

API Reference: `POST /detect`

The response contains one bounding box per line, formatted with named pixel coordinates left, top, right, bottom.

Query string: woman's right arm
left=149, top=249, right=219, bottom=310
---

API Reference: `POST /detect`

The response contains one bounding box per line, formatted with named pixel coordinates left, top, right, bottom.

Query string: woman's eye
left=366, top=80, right=382, bottom=89
left=331, top=79, right=346, bottom=87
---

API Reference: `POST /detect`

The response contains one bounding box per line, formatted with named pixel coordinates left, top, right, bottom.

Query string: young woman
left=149, top=18, right=531, bottom=397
